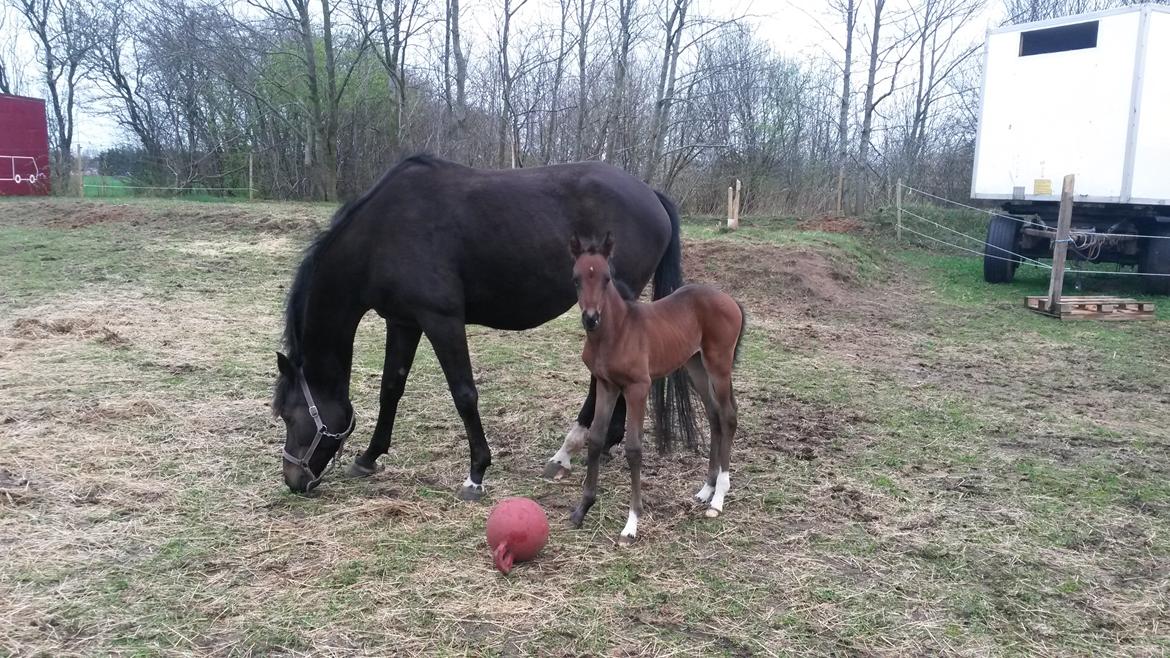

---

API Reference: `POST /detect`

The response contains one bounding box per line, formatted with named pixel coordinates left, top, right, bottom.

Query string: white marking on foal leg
left=462, top=475, right=485, bottom=492
left=705, top=470, right=731, bottom=518
left=547, top=423, right=588, bottom=477
left=694, top=482, right=714, bottom=503
left=619, top=510, right=639, bottom=543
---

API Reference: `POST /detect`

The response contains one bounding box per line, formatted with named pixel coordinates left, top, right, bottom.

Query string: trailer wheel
left=1140, top=226, right=1170, bottom=295
left=983, top=214, right=1020, bottom=283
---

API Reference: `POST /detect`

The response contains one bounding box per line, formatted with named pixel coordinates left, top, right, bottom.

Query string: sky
left=2, top=0, right=1008, bottom=151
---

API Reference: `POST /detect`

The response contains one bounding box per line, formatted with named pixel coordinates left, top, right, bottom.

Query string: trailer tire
left=984, top=214, right=1020, bottom=284
left=1140, top=226, right=1170, bottom=295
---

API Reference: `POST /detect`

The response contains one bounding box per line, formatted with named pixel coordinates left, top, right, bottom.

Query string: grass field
left=1, top=198, right=1167, bottom=656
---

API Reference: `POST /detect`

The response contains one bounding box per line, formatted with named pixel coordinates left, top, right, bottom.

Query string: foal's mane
left=275, top=154, right=442, bottom=411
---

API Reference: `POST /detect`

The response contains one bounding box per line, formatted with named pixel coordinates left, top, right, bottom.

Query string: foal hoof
left=616, top=534, right=637, bottom=547
left=569, top=509, right=586, bottom=529
left=456, top=483, right=486, bottom=502
left=541, top=461, right=571, bottom=481
left=345, top=459, right=378, bottom=478
left=705, top=508, right=721, bottom=518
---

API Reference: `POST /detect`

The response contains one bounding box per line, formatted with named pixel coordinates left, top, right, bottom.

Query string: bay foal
left=567, top=233, right=746, bottom=545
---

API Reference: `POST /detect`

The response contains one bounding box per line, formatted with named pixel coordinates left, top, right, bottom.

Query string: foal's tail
left=651, top=191, right=700, bottom=455
left=733, top=301, right=748, bottom=365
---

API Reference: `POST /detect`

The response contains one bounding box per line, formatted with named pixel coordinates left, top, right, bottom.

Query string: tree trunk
left=643, top=0, right=688, bottom=184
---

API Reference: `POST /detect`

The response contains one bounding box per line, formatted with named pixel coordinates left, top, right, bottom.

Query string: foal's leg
left=569, top=381, right=619, bottom=528
left=349, top=321, right=422, bottom=477
left=705, top=358, right=738, bottom=518
left=684, top=354, right=721, bottom=506
left=544, top=378, right=627, bottom=480
left=418, top=313, right=492, bottom=501
left=618, top=382, right=649, bottom=546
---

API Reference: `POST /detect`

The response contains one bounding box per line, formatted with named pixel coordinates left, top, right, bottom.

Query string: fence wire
left=899, top=183, right=1170, bottom=278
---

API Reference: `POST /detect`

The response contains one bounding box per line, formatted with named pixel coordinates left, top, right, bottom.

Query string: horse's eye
left=603, top=276, right=611, bottom=286
left=572, top=277, right=580, bottom=288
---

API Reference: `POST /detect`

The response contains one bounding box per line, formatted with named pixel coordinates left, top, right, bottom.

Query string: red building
left=0, top=94, right=51, bottom=196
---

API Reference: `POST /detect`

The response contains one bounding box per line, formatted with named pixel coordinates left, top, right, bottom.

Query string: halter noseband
left=281, top=369, right=355, bottom=491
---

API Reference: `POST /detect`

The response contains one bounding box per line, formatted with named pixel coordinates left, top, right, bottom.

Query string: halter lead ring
left=281, top=370, right=355, bottom=490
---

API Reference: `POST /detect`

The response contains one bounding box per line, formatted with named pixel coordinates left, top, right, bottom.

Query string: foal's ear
left=276, top=351, right=295, bottom=378
left=569, top=234, right=583, bottom=258
left=600, top=231, right=615, bottom=258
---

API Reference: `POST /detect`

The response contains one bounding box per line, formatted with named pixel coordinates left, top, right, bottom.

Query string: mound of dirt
left=796, top=215, right=865, bottom=234
left=9, top=317, right=127, bottom=345
left=683, top=241, right=860, bottom=314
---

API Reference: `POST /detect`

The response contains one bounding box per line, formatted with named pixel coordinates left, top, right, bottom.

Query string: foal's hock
left=567, top=232, right=746, bottom=545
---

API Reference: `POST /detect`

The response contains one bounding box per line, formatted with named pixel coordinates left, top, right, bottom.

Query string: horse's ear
left=601, top=231, right=615, bottom=258
left=569, top=234, right=583, bottom=258
left=276, top=351, right=294, bottom=378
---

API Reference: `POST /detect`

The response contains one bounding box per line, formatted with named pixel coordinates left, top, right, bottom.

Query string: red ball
left=486, top=497, right=549, bottom=574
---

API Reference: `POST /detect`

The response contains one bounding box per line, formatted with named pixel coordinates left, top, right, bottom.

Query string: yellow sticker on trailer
left=1034, top=179, right=1052, bottom=195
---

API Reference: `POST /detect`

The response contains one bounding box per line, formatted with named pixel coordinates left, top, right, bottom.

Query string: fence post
left=733, top=178, right=742, bottom=228
left=248, top=152, right=254, bottom=201
left=896, top=178, right=903, bottom=243
left=1047, top=174, right=1076, bottom=314
left=77, top=145, right=84, bottom=198
left=726, top=185, right=735, bottom=230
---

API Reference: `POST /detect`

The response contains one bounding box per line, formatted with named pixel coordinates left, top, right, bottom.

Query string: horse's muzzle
left=582, top=311, right=600, bottom=332
left=283, top=461, right=319, bottom=493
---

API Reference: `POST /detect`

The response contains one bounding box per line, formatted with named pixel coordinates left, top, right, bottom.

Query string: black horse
left=274, top=155, right=695, bottom=498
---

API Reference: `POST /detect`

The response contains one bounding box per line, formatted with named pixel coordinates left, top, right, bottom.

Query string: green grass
left=0, top=198, right=1167, bottom=656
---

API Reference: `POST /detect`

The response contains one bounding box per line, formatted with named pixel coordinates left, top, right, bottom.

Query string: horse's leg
left=705, top=357, right=738, bottom=518
left=617, top=382, right=649, bottom=546
left=419, top=314, right=492, bottom=501
left=569, top=381, right=619, bottom=528
left=544, top=381, right=627, bottom=480
left=348, top=321, right=422, bottom=477
left=544, top=378, right=595, bottom=479
left=684, top=354, right=721, bottom=505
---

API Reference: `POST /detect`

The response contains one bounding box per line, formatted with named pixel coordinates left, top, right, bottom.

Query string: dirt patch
left=749, top=393, right=849, bottom=462
left=9, top=317, right=128, bottom=346
left=5, top=199, right=324, bottom=234
left=683, top=241, right=860, bottom=314
left=796, top=215, right=866, bottom=234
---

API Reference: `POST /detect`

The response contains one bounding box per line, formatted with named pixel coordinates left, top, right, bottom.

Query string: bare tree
left=12, top=0, right=95, bottom=191
left=854, top=0, right=910, bottom=213
left=829, top=0, right=858, bottom=214
left=642, top=0, right=688, bottom=184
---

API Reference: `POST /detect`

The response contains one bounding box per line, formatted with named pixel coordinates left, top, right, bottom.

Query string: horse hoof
left=617, top=534, right=637, bottom=547
left=541, top=461, right=569, bottom=481
left=569, top=510, right=585, bottom=529
left=456, top=484, right=486, bottom=501
left=346, top=460, right=378, bottom=478
left=705, top=508, right=721, bottom=518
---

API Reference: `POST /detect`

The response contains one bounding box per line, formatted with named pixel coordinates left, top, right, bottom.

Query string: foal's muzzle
left=582, top=310, right=600, bottom=332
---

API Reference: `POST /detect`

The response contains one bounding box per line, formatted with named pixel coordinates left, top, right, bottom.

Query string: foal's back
left=636, top=284, right=743, bottom=379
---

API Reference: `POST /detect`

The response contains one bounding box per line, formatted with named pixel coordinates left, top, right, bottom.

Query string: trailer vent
left=1019, top=21, right=1098, bottom=56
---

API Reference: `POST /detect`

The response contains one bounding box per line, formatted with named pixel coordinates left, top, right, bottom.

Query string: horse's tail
left=733, top=301, right=748, bottom=365
left=651, top=190, right=700, bottom=455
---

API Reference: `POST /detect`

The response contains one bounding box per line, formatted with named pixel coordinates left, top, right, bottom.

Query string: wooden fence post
left=77, top=145, right=84, bottom=198
left=248, top=152, right=254, bottom=201
left=896, top=178, right=903, bottom=242
left=1047, top=174, right=1076, bottom=314
left=726, top=186, right=735, bottom=230
left=733, top=179, right=742, bottom=228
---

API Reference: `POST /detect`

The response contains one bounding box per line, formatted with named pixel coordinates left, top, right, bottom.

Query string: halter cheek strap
left=281, top=370, right=355, bottom=490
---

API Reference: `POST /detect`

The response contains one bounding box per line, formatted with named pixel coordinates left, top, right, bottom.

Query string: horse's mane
left=275, top=154, right=441, bottom=411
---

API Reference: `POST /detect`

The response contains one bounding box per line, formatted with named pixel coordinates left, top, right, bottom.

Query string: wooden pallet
left=1025, top=295, right=1156, bottom=321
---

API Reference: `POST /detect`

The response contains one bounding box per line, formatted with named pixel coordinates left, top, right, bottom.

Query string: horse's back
left=355, top=157, right=674, bottom=330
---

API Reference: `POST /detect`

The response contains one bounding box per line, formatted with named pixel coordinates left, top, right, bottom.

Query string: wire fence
left=897, top=182, right=1170, bottom=279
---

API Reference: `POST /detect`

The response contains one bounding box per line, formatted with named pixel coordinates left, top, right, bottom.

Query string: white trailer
left=972, top=4, right=1170, bottom=292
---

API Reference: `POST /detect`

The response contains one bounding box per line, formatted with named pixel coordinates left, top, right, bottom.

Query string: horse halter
left=281, top=369, right=355, bottom=491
